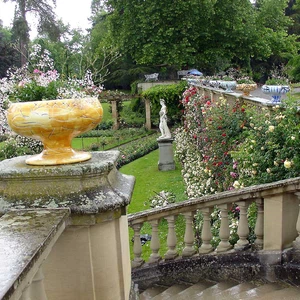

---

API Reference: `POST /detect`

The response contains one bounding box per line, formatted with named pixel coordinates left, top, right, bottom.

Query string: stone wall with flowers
left=175, top=87, right=300, bottom=198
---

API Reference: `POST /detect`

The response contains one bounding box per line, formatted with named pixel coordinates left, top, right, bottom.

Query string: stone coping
left=190, top=83, right=274, bottom=107
left=0, top=151, right=135, bottom=215
left=128, top=176, right=300, bottom=224
left=0, top=209, right=69, bottom=300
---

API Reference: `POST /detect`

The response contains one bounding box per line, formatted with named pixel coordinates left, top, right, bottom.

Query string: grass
left=101, top=102, right=112, bottom=123
left=120, top=148, right=187, bottom=260
left=120, top=149, right=186, bottom=214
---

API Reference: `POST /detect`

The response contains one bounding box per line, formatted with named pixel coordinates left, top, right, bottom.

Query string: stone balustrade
left=128, top=177, right=300, bottom=268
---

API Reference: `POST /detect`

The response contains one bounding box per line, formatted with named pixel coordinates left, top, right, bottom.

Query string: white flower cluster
left=148, top=190, right=176, bottom=208
left=57, top=70, right=103, bottom=99
left=29, top=44, right=56, bottom=71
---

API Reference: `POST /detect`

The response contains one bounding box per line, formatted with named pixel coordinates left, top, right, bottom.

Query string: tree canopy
left=94, top=0, right=299, bottom=75
left=4, top=0, right=60, bottom=65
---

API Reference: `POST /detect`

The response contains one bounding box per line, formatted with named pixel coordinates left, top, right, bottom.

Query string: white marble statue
left=158, top=99, right=172, bottom=139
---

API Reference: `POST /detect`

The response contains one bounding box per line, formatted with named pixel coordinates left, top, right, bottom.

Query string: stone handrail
left=0, top=209, right=70, bottom=300
left=187, top=80, right=274, bottom=108
left=128, top=177, right=300, bottom=268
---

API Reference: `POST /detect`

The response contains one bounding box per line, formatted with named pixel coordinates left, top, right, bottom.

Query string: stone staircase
left=139, top=280, right=300, bottom=299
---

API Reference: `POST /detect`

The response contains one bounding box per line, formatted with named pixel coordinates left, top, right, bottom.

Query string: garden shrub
left=232, top=98, right=300, bottom=186
left=175, top=86, right=300, bottom=248
left=0, top=135, right=43, bottom=160
left=175, top=86, right=246, bottom=198
left=120, top=105, right=145, bottom=128
left=142, top=81, right=187, bottom=126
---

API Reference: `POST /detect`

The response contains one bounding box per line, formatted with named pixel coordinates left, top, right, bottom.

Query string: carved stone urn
left=7, top=98, right=103, bottom=165
left=236, top=83, right=257, bottom=97
left=261, top=85, right=290, bottom=103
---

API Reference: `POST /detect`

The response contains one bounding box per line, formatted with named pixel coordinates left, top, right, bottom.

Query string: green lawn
left=101, top=102, right=112, bottom=122
left=120, top=148, right=187, bottom=259
left=120, top=149, right=186, bottom=214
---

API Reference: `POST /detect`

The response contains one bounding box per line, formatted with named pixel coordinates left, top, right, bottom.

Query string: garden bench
left=0, top=209, right=70, bottom=300
left=145, top=73, right=159, bottom=81
left=177, top=70, right=189, bottom=79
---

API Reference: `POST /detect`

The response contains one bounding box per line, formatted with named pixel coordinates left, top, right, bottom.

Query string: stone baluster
left=182, top=212, right=196, bottom=257
left=234, top=201, right=250, bottom=250
left=199, top=207, right=213, bottom=254
left=164, top=215, right=178, bottom=260
left=148, top=219, right=161, bottom=263
left=216, top=204, right=232, bottom=252
left=293, top=193, right=300, bottom=250
left=29, top=268, right=48, bottom=300
left=254, top=198, right=264, bottom=250
left=131, top=223, right=144, bottom=268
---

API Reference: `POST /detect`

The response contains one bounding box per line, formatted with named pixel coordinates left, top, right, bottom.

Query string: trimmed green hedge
left=141, top=81, right=187, bottom=126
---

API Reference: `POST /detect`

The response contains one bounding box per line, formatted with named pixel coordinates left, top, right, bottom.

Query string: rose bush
left=175, top=86, right=300, bottom=246
left=175, top=86, right=247, bottom=198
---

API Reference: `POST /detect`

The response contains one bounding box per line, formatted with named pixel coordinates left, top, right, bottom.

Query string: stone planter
left=236, top=83, right=257, bottom=97
left=261, top=85, right=290, bottom=103
left=220, top=80, right=237, bottom=93
left=7, top=98, right=103, bottom=165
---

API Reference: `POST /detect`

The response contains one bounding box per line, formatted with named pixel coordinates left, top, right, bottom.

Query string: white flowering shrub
left=232, top=98, right=300, bottom=186
left=147, top=190, right=176, bottom=208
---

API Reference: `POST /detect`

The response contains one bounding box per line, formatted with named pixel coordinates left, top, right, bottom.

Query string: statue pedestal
left=157, top=138, right=175, bottom=171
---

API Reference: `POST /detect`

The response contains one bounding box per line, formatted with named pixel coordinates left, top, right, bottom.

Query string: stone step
left=139, top=281, right=300, bottom=299
left=231, top=283, right=284, bottom=299
left=173, top=280, right=216, bottom=300
left=151, top=283, right=191, bottom=300
left=258, top=286, right=300, bottom=300
left=214, top=282, right=258, bottom=300
left=192, top=281, right=238, bottom=299
left=140, top=285, right=168, bottom=300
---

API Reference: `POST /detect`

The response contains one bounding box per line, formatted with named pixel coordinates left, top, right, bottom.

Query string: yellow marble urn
left=7, top=98, right=103, bottom=165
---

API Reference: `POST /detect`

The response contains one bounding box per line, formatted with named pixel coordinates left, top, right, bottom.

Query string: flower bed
left=116, top=134, right=159, bottom=168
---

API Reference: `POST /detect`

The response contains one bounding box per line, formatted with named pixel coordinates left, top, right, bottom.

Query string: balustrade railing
left=128, top=177, right=300, bottom=268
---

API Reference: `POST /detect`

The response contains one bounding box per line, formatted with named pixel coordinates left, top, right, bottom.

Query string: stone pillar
left=262, top=191, right=299, bottom=250
left=157, top=138, right=175, bottom=171
left=111, top=100, right=120, bottom=130
left=0, top=151, right=135, bottom=300
left=144, top=98, right=151, bottom=130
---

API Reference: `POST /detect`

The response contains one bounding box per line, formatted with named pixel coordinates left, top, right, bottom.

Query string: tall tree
left=4, top=0, right=60, bottom=66
left=0, top=22, right=19, bottom=77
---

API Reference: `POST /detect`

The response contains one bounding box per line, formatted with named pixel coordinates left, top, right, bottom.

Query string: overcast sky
left=0, top=0, right=92, bottom=37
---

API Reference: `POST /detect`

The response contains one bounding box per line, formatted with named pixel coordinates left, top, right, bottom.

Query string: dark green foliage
left=130, top=96, right=145, bottom=115
left=287, top=55, right=300, bottom=82
left=9, top=81, right=59, bottom=102
left=0, top=25, right=19, bottom=77
left=142, top=81, right=187, bottom=125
